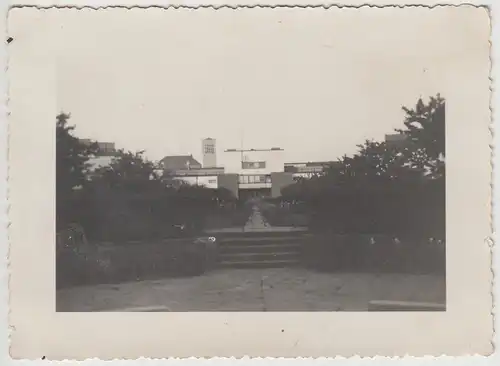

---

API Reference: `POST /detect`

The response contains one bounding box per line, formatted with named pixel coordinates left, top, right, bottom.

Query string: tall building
left=202, top=138, right=217, bottom=168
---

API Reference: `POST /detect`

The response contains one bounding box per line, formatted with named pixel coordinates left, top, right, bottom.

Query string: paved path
left=57, top=268, right=445, bottom=312
left=237, top=204, right=307, bottom=233
left=244, top=205, right=271, bottom=231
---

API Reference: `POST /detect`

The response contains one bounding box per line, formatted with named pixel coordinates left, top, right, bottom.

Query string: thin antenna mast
left=240, top=126, right=244, bottom=165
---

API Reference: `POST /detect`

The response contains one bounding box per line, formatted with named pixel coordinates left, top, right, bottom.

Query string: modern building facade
left=160, top=140, right=334, bottom=199
left=81, top=137, right=333, bottom=198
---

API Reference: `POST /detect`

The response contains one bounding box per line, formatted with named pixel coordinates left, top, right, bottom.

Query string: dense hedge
left=284, top=179, right=445, bottom=241
left=301, top=234, right=445, bottom=275
left=58, top=185, right=246, bottom=242
left=56, top=232, right=445, bottom=290
left=259, top=205, right=310, bottom=227
left=56, top=239, right=218, bottom=289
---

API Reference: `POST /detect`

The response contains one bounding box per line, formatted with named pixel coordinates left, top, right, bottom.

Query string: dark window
left=239, top=175, right=270, bottom=184
left=242, top=161, right=266, bottom=169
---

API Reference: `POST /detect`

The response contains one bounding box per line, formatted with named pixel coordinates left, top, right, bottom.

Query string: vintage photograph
left=54, top=8, right=446, bottom=313
left=8, top=5, right=492, bottom=358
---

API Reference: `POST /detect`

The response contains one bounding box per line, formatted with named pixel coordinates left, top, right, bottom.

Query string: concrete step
left=206, top=228, right=310, bottom=236
left=218, top=259, right=300, bottom=269
left=219, top=251, right=300, bottom=262
left=219, top=243, right=301, bottom=254
left=218, top=236, right=307, bottom=246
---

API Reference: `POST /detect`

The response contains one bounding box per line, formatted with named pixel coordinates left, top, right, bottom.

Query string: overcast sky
left=50, top=7, right=488, bottom=164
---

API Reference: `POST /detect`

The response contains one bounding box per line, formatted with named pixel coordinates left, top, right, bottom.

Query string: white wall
left=87, top=156, right=114, bottom=171
left=173, top=175, right=218, bottom=189
left=223, top=150, right=285, bottom=175
left=239, top=182, right=272, bottom=189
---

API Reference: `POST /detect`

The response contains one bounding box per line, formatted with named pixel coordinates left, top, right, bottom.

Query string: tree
left=92, top=150, right=162, bottom=193
left=56, top=113, right=98, bottom=194
left=280, top=95, right=446, bottom=237
left=56, top=113, right=98, bottom=229
left=323, top=140, right=423, bottom=187
left=397, top=94, right=445, bottom=178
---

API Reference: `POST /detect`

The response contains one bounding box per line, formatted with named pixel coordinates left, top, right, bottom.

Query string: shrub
left=301, top=234, right=445, bottom=275
left=56, top=239, right=215, bottom=288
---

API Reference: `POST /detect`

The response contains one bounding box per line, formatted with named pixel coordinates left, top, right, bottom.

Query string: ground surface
left=56, top=268, right=445, bottom=311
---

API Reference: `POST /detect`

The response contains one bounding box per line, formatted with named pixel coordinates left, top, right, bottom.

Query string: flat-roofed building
left=385, top=133, right=409, bottom=148
left=284, top=161, right=338, bottom=181
left=79, top=139, right=119, bottom=177
left=161, top=140, right=343, bottom=199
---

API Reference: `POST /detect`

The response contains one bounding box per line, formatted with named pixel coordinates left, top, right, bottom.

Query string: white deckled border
left=2, top=0, right=498, bottom=364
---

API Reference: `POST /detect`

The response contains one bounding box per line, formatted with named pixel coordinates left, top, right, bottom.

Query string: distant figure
left=369, top=237, right=376, bottom=245
left=393, top=237, right=401, bottom=245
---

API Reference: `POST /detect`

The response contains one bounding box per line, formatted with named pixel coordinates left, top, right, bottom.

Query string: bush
left=301, top=234, right=445, bottom=275
left=56, top=239, right=214, bottom=288
left=259, top=202, right=310, bottom=227
left=291, top=179, right=445, bottom=241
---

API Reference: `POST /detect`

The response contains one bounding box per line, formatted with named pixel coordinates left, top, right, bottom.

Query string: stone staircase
left=216, top=232, right=310, bottom=269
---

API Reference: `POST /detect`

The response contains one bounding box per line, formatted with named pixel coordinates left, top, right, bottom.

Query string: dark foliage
left=281, top=95, right=446, bottom=241
left=56, top=116, right=241, bottom=242
left=56, top=239, right=214, bottom=289
left=56, top=113, right=99, bottom=230
left=301, top=234, right=445, bottom=275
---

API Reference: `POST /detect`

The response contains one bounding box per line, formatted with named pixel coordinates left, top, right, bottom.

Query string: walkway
left=244, top=205, right=270, bottom=231
left=206, top=204, right=308, bottom=234
left=56, top=268, right=446, bottom=312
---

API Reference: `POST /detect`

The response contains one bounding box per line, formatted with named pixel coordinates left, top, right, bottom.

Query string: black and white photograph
left=7, top=4, right=492, bottom=358
left=53, top=8, right=448, bottom=313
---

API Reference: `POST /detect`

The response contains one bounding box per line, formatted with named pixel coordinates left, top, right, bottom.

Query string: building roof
left=160, top=155, right=202, bottom=171
left=385, top=134, right=407, bottom=142
left=285, top=161, right=339, bottom=167
left=79, top=139, right=118, bottom=156
left=172, top=167, right=225, bottom=176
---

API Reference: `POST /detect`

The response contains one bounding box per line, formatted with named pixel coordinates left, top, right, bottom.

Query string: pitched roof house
left=160, top=155, right=202, bottom=172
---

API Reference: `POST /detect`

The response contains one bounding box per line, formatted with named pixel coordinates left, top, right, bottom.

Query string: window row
left=238, top=175, right=271, bottom=184
left=242, top=161, right=266, bottom=169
